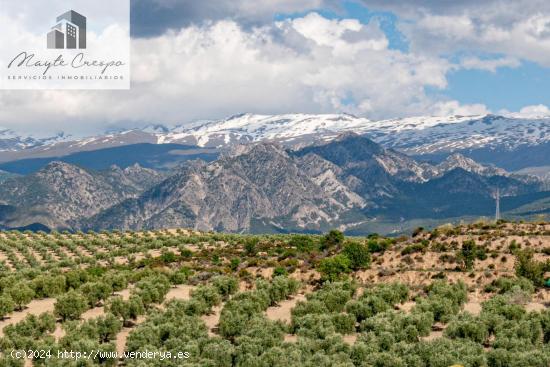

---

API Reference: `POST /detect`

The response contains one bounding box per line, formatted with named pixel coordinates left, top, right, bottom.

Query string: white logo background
left=0, top=0, right=130, bottom=90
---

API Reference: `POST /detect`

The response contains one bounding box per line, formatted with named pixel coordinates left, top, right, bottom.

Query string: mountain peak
left=226, top=141, right=287, bottom=159
left=41, top=160, right=83, bottom=173
left=438, top=153, right=507, bottom=177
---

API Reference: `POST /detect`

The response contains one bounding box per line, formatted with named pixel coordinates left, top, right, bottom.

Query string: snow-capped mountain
left=0, top=113, right=548, bottom=171
left=153, top=113, right=372, bottom=148
left=0, top=129, right=72, bottom=152
left=367, top=114, right=550, bottom=155
left=143, top=113, right=549, bottom=154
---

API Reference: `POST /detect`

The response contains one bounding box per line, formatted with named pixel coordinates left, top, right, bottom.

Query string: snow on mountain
left=1, top=113, right=548, bottom=162
left=0, top=129, right=72, bottom=152
left=154, top=113, right=372, bottom=148
left=368, top=114, right=550, bottom=155
left=150, top=113, right=550, bottom=154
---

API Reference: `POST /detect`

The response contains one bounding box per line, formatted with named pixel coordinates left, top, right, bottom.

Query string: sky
left=1, top=0, right=550, bottom=136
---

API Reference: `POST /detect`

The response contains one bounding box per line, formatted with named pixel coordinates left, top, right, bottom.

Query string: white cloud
left=460, top=56, right=520, bottom=73
left=361, top=0, right=550, bottom=67
left=501, top=104, right=550, bottom=118
left=0, top=13, right=455, bottom=135
left=431, top=100, right=490, bottom=117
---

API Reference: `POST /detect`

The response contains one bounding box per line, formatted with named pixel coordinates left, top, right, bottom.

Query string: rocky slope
left=0, top=162, right=164, bottom=229
left=0, top=134, right=546, bottom=233
left=85, top=144, right=349, bottom=232
left=83, top=135, right=547, bottom=233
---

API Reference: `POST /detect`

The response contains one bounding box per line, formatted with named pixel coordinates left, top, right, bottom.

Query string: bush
left=8, top=283, right=35, bottom=311
left=320, top=230, right=345, bottom=250
left=106, top=295, right=144, bottom=326
left=343, top=241, right=371, bottom=270
left=106, top=272, right=128, bottom=292
left=318, top=255, right=352, bottom=281
left=191, top=285, right=222, bottom=308
left=0, top=295, right=15, bottom=319
left=32, top=275, right=66, bottom=298
left=133, top=274, right=171, bottom=306
left=414, top=296, right=457, bottom=322
left=80, top=281, right=113, bottom=307
left=413, top=281, right=467, bottom=322
left=244, top=238, right=259, bottom=256
left=515, top=250, right=546, bottom=287
left=211, top=276, right=239, bottom=299
left=262, top=276, right=299, bottom=305
left=308, top=282, right=355, bottom=313
left=445, top=313, right=488, bottom=343
left=368, top=283, right=409, bottom=305
left=218, top=290, right=271, bottom=338
left=458, top=240, right=477, bottom=270
left=54, top=291, right=88, bottom=321
left=426, top=280, right=468, bottom=306
left=3, top=312, right=56, bottom=343
left=229, top=258, right=240, bottom=272
left=289, top=235, right=318, bottom=253
left=346, top=296, right=390, bottom=322
left=484, top=276, right=535, bottom=295
left=401, top=242, right=427, bottom=256
left=94, top=313, right=123, bottom=343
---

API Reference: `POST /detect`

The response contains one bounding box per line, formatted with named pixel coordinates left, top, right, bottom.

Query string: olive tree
left=8, top=283, right=35, bottom=311
left=54, top=291, right=88, bottom=321
left=106, top=296, right=139, bottom=326
left=0, top=295, right=15, bottom=320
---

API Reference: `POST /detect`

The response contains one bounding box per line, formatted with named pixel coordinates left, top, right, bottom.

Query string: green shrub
left=289, top=235, right=318, bottom=253
left=32, top=275, right=66, bottom=298
left=515, top=250, right=546, bottom=287
left=256, top=276, right=299, bottom=305
left=230, top=258, right=240, bottom=272
left=308, top=282, right=355, bottom=313
left=191, top=285, right=222, bottom=308
left=106, top=295, right=145, bottom=326
left=8, top=283, right=35, bottom=311
left=320, top=230, right=345, bottom=250
left=458, top=240, right=477, bottom=270
left=343, top=241, right=371, bottom=270
left=367, top=238, right=392, bottom=253
left=133, top=274, right=171, bottom=306
left=0, top=295, right=14, bottom=319
left=211, top=276, right=239, bottom=299
left=367, top=283, right=409, bottom=305
left=346, top=296, right=390, bottom=322
left=445, top=313, right=488, bottom=343
left=318, top=255, right=352, bottom=281
left=401, top=242, right=427, bottom=256
left=484, top=276, right=535, bottom=295
left=80, top=281, right=113, bottom=307
left=244, top=238, right=259, bottom=256
left=54, top=291, right=87, bottom=321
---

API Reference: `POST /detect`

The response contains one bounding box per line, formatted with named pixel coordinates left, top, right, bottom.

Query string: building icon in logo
left=47, top=10, right=87, bottom=49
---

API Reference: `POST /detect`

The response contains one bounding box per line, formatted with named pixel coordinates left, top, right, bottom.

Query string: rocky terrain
left=0, top=163, right=164, bottom=229
left=0, top=133, right=544, bottom=233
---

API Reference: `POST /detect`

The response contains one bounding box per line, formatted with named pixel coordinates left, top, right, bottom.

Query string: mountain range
left=0, top=132, right=547, bottom=234
left=0, top=113, right=548, bottom=176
